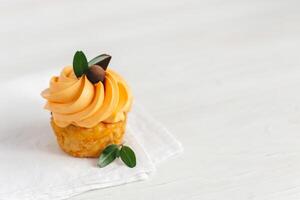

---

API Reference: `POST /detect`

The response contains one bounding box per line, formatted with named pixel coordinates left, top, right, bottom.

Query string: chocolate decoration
left=88, top=54, right=111, bottom=71
left=86, top=65, right=106, bottom=84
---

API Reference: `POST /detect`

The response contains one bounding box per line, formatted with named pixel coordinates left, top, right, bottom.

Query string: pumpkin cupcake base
left=50, top=116, right=126, bottom=158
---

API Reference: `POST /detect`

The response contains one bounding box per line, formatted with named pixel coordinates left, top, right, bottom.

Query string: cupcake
left=41, top=51, right=133, bottom=158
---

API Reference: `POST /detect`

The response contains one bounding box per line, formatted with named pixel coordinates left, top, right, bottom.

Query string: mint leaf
left=73, top=51, right=89, bottom=78
left=88, top=54, right=111, bottom=70
left=120, top=146, right=136, bottom=168
left=97, top=144, right=119, bottom=168
left=116, top=149, right=120, bottom=158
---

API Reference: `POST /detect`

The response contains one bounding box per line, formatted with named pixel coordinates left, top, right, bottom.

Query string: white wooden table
left=1, top=0, right=300, bottom=199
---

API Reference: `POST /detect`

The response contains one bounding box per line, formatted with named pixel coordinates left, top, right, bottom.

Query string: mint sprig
left=98, top=144, right=136, bottom=168
left=73, top=51, right=89, bottom=78
left=72, top=51, right=112, bottom=79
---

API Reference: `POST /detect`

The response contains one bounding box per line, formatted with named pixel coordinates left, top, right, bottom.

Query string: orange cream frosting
left=41, top=66, right=133, bottom=128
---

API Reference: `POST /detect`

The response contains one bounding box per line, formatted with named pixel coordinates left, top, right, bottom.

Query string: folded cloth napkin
left=0, top=72, right=183, bottom=200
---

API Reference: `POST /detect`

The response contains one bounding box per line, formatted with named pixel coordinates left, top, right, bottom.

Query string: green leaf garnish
left=116, top=149, right=120, bottom=158
left=120, top=146, right=136, bottom=168
left=97, top=144, right=119, bottom=168
left=88, top=54, right=111, bottom=70
left=73, top=51, right=89, bottom=78
left=97, top=144, right=136, bottom=168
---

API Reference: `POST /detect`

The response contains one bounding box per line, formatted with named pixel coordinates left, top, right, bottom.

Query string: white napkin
left=0, top=72, right=183, bottom=200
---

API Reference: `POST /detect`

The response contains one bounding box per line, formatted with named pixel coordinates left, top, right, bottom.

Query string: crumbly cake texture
left=50, top=116, right=127, bottom=158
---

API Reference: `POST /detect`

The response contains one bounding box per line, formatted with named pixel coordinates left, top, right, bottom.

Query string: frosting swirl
left=41, top=66, right=133, bottom=128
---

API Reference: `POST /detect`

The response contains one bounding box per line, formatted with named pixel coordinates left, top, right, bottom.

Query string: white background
left=1, top=0, right=300, bottom=199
